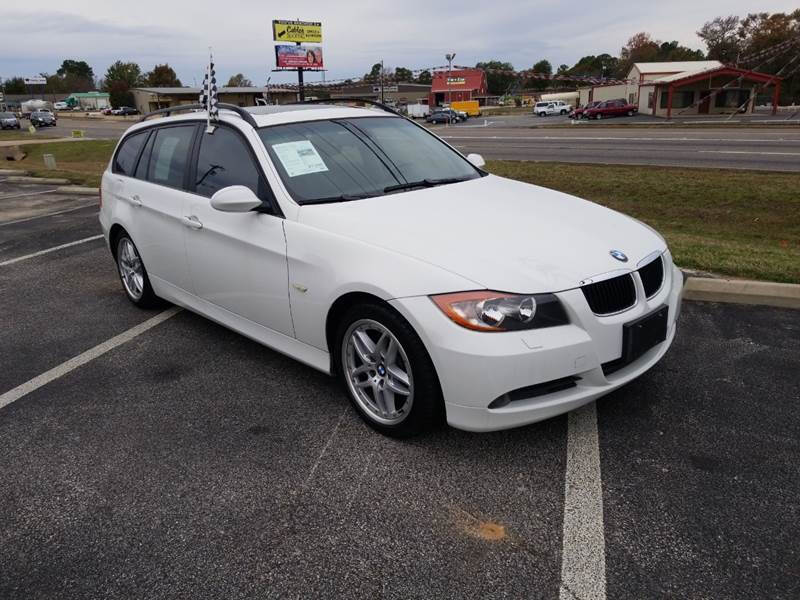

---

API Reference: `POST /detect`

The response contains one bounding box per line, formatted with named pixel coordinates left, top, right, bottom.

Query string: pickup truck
left=533, top=100, right=572, bottom=117
left=583, top=99, right=638, bottom=119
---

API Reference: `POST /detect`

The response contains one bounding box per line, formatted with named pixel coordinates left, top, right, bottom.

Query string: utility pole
left=380, top=59, right=385, bottom=104
left=266, top=76, right=271, bottom=104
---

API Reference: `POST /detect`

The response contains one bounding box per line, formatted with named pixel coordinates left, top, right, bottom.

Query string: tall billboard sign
left=275, top=45, right=324, bottom=70
left=272, top=19, right=324, bottom=101
left=272, top=20, right=322, bottom=43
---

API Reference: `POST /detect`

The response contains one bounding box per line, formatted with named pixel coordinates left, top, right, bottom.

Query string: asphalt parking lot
left=12, top=116, right=131, bottom=140
left=1, top=182, right=798, bottom=599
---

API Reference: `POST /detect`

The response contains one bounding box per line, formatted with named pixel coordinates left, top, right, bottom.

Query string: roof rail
left=293, top=97, right=404, bottom=117
left=139, top=102, right=258, bottom=128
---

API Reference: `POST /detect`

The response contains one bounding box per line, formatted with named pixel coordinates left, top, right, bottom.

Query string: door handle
left=130, top=194, right=142, bottom=207
left=182, top=215, right=203, bottom=230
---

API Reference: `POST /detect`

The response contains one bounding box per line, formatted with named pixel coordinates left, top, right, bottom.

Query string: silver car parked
left=0, top=112, right=21, bottom=130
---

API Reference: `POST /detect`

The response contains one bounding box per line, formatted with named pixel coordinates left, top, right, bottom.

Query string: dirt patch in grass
left=485, top=160, right=800, bottom=284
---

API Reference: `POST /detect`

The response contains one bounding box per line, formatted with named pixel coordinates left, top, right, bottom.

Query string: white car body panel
left=99, top=106, right=683, bottom=432
left=183, top=198, right=294, bottom=338
left=298, top=174, right=666, bottom=293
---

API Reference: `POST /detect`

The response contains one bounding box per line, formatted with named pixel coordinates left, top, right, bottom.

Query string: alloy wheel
left=117, top=238, right=144, bottom=301
left=342, top=319, right=414, bottom=425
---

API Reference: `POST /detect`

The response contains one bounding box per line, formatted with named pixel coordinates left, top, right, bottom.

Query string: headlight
left=430, top=291, right=569, bottom=332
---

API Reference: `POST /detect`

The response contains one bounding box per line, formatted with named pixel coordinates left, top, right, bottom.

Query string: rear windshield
left=258, top=116, right=481, bottom=205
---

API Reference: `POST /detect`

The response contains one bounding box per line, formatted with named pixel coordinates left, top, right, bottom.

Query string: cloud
left=2, top=1, right=799, bottom=85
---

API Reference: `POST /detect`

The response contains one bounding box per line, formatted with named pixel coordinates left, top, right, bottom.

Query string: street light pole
left=445, top=53, right=456, bottom=106
left=445, top=52, right=456, bottom=127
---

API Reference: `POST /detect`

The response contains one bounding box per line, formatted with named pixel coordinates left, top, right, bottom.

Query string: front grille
left=638, top=256, right=664, bottom=298
left=581, top=273, right=636, bottom=315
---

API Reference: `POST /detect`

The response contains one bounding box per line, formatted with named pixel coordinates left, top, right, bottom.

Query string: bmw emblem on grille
left=609, top=249, right=628, bottom=262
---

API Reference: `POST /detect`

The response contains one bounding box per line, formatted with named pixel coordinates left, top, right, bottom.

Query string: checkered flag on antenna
left=198, top=53, right=219, bottom=121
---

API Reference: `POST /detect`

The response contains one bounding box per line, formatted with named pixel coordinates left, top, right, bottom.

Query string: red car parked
left=584, top=99, right=638, bottom=120
left=569, top=101, right=601, bottom=119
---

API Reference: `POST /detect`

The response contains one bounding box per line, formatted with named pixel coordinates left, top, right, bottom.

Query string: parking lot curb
left=54, top=186, right=99, bottom=196
left=0, top=169, right=30, bottom=176
left=5, top=175, right=71, bottom=185
left=683, top=275, right=800, bottom=309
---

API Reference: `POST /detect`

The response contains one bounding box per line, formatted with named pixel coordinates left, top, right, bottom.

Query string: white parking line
left=560, top=402, right=606, bottom=600
left=0, top=188, right=59, bottom=201
left=0, top=203, right=97, bottom=227
left=0, top=307, right=182, bottom=410
left=0, top=234, right=104, bottom=266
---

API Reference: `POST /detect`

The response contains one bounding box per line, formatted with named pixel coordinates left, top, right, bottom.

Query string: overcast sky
left=2, top=1, right=798, bottom=87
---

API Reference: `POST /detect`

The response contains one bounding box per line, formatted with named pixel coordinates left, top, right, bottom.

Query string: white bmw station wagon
left=100, top=102, right=683, bottom=436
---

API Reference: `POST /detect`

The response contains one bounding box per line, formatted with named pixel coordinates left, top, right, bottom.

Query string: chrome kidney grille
left=638, top=255, right=664, bottom=298
left=581, top=254, right=665, bottom=316
left=581, top=273, right=637, bottom=315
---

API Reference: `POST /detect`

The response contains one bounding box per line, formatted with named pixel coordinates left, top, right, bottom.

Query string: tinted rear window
left=112, top=131, right=148, bottom=176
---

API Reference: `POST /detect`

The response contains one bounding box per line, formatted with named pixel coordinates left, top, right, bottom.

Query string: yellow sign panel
left=273, top=20, right=322, bottom=43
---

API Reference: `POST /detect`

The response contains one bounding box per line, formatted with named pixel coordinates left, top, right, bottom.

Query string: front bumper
left=390, top=257, right=684, bottom=432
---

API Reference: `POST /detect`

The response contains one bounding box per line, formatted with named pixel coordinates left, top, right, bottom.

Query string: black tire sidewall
left=334, top=302, right=444, bottom=437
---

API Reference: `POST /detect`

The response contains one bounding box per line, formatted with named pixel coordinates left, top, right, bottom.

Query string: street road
left=1, top=181, right=798, bottom=599
left=14, top=114, right=800, bottom=171
left=434, top=123, right=800, bottom=171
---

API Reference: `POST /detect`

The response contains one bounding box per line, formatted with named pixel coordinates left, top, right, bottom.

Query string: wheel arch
left=108, top=223, right=128, bottom=259
left=325, top=291, right=392, bottom=359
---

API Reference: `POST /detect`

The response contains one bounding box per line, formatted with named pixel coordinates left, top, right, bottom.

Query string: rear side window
left=194, top=127, right=272, bottom=202
left=112, top=131, right=147, bottom=176
left=134, top=131, right=154, bottom=180
left=146, top=125, right=195, bottom=189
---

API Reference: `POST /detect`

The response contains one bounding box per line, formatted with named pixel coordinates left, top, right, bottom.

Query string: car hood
left=298, top=174, right=666, bottom=294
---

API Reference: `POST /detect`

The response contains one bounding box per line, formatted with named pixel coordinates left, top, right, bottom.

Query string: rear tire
left=596, top=113, right=603, bottom=120
left=627, top=110, right=634, bottom=116
left=114, top=233, right=161, bottom=308
left=335, top=302, right=444, bottom=437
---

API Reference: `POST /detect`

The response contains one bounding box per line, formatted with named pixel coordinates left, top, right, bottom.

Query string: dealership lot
left=12, top=116, right=130, bottom=141
left=1, top=183, right=798, bottom=599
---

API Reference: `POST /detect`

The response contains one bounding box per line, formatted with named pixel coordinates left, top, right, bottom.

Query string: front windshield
left=257, top=116, right=482, bottom=204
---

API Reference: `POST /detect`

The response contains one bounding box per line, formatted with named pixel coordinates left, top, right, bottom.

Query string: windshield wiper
left=301, top=193, right=376, bottom=205
left=383, top=176, right=471, bottom=193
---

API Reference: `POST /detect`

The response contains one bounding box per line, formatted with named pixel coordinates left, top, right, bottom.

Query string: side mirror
left=210, top=185, right=262, bottom=213
left=467, top=153, right=486, bottom=168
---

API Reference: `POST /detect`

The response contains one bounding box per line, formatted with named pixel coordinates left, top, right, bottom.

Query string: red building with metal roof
left=428, top=68, right=488, bottom=107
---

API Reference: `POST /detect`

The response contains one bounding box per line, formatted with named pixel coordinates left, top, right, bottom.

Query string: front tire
left=335, top=302, right=444, bottom=437
left=115, top=234, right=161, bottom=308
